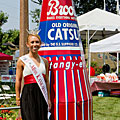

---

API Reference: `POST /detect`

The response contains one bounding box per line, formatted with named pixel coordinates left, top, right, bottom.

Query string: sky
left=0, top=0, right=40, bottom=31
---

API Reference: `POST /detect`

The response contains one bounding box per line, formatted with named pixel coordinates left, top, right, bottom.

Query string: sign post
left=38, top=0, right=93, bottom=120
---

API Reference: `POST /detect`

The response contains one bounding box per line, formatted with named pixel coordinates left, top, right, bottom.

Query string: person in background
left=9, top=68, right=13, bottom=75
left=102, top=64, right=110, bottom=74
left=90, top=66, right=95, bottom=76
left=15, top=30, right=51, bottom=120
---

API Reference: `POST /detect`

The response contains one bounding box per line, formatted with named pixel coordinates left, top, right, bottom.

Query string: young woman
left=15, top=31, right=51, bottom=120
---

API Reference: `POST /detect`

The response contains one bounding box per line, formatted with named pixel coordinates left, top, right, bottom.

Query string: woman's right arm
left=15, top=59, right=24, bottom=106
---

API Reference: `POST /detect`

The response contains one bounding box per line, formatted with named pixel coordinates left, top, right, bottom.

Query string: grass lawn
left=93, top=96, right=120, bottom=120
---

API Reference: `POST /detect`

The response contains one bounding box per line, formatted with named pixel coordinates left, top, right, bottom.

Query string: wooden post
left=19, top=2, right=29, bottom=118
left=19, top=0, right=29, bottom=56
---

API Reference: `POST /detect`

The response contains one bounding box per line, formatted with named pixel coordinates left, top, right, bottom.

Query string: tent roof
left=90, top=33, right=120, bottom=53
left=77, top=8, right=120, bottom=31
left=0, top=52, right=13, bottom=60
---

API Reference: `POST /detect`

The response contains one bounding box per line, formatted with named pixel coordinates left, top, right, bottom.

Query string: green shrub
left=91, top=61, right=103, bottom=75
left=91, top=61, right=98, bottom=68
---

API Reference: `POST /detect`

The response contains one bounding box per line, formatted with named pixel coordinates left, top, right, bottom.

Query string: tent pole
left=103, top=53, right=105, bottom=65
left=89, top=50, right=91, bottom=81
left=104, top=0, right=106, bottom=11
left=88, top=30, right=91, bottom=81
left=117, top=52, right=119, bottom=74
left=116, top=0, right=119, bottom=15
left=85, top=31, right=88, bottom=65
left=89, top=30, right=97, bottom=40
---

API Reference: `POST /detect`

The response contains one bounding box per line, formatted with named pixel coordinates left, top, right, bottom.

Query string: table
left=91, top=81, right=120, bottom=92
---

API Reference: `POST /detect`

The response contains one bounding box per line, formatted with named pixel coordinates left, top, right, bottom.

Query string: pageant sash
left=20, top=55, right=48, bottom=105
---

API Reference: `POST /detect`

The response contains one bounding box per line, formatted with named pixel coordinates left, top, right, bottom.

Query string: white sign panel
left=1, top=75, right=11, bottom=82
left=1, top=75, right=16, bottom=83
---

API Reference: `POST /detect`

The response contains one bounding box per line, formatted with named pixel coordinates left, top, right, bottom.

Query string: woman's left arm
left=44, top=58, right=52, bottom=111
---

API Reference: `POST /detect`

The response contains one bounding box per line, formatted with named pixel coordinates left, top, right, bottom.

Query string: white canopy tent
left=77, top=8, right=120, bottom=80
left=90, top=33, right=120, bottom=53
left=77, top=8, right=120, bottom=32
left=90, top=33, right=120, bottom=74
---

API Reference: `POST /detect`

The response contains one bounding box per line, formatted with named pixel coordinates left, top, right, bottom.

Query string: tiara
left=26, top=29, right=41, bottom=35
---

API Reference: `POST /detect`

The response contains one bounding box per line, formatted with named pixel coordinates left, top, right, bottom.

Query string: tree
left=0, top=11, right=8, bottom=53
left=0, top=11, right=19, bottom=55
left=0, top=30, right=19, bottom=55
left=0, top=11, right=8, bottom=43
left=0, top=11, right=8, bottom=27
left=74, top=0, right=117, bottom=16
left=30, top=0, right=42, bottom=27
left=30, top=9, right=40, bottom=26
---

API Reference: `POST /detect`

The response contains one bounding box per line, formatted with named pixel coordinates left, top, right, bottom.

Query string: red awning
left=0, top=52, right=13, bottom=60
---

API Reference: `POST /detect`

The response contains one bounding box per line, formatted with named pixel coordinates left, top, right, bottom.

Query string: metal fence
left=0, top=106, right=20, bottom=110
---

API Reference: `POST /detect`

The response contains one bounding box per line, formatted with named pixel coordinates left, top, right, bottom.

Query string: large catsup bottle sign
left=38, top=0, right=93, bottom=120
left=39, top=0, right=80, bottom=48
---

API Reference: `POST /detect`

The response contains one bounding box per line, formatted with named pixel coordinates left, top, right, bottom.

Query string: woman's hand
left=16, top=98, right=20, bottom=106
left=48, top=99, right=52, bottom=111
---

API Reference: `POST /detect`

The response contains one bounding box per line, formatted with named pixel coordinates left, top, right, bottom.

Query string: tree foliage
left=74, top=0, right=117, bottom=16
left=30, top=9, right=40, bottom=26
left=0, top=11, right=8, bottom=47
left=30, top=0, right=42, bottom=27
left=0, top=11, right=8, bottom=27
left=0, top=30, right=19, bottom=55
left=0, top=11, right=19, bottom=55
